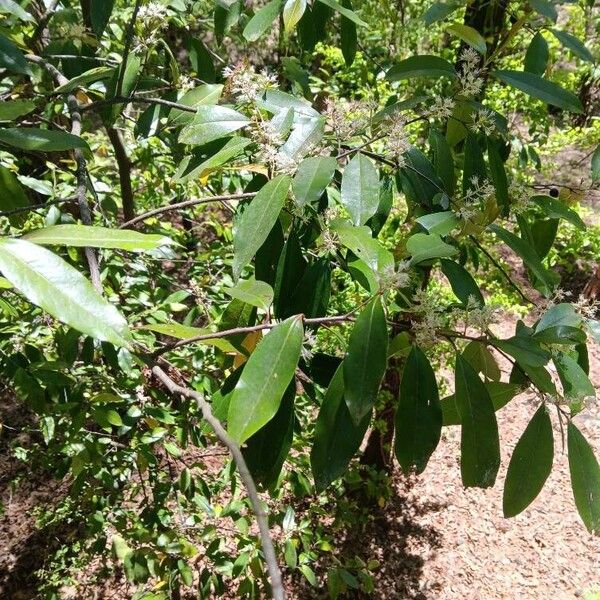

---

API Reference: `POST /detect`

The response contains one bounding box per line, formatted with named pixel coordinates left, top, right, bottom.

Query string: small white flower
left=426, top=97, right=455, bottom=120
left=384, top=115, right=410, bottom=163
left=223, top=64, right=277, bottom=103
left=469, top=108, right=496, bottom=136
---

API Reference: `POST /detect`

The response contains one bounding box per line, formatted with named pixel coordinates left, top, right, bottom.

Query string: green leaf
left=311, top=364, right=371, bottom=492
left=340, top=0, right=357, bottom=66
left=524, top=32, right=549, bottom=76
left=169, top=85, right=223, bottom=125
left=487, top=137, right=509, bottom=213
left=243, top=382, right=295, bottom=488
left=283, top=0, right=307, bottom=32
left=441, top=381, right=521, bottom=426
left=90, top=0, right=115, bottom=36
left=224, top=278, right=274, bottom=311
left=23, top=225, right=174, bottom=252
left=550, top=29, right=593, bottom=63
left=535, top=303, right=581, bottom=332
left=0, top=238, right=131, bottom=347
left=416, top=212, right=459, bottom=236
left=343, top=297, right=387, bottom=424
left=243, top=0, right=283, bottom=41
left=532, top=195, right=586, bottom=230
left=429, top=129, right=455, bottom=195
left=0, top=0, right=35, bottom=21
left=0, top=32, right=30, bottom=75
left=495, top=336, right=550, bottom=367
left=394, top=346, right=442, bottom=474
left=447, top=23, right=487, bottom=54
left=341, top=154, right=379, bottom=226
left=179, top=105, right=249, bottom=146
left=273, top=227, right=307, bottom=319
left=233, top=175, right=292, bottom=280
left=331, top=219, right=394, bottom=276
left=462, top=132, right=486, bottom=195
left=53, top=66, right=115, bottom=94
left=503, top=405, right=553, bottom=517
left=292, top=156, right=337, bottom=207
left=227, top=315, right=303, bottom=443
left=554, top=353, right=595, bottom=401
left=316, top=0, right=366, bottom=26
left=592, top=144, right=600, bottom=184
left=422, top=2, right=459, bottom=25
left=493, top=70, right=583, bottom=113
left=142, top=323, right=237, bottom=353
left=489, top=224, right=559, bottom=296
left=440, top=258, right=485, bottom=307
left=462, top=341, right=500, bottom=381
left=407, top=232, right=458, bottom=265
left=289, top=257, right=331, bottom=318
left=0, top=128, right=90, bottom=152
left=387, top=55, right=456, bottom=81
left=188, top=37, right=216, bottom=83
left=454, top=354, right=500, bottom=488
left=0, top=165, right=29, bottom=221
left=528, top=0, right=557, bottom=21
left=567, top=422, right=600, bottom=534
left=0, top=99, right=37, bottom=122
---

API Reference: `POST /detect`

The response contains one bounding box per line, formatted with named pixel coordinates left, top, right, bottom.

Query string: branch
left=79, top=94, right=202, bottom=115
left=152, top=314, right=354, bottom=357
left=30, top=0, right=61, bottom=47
left=0, top=197, right=77, bottom=218
left=151, top=366, right=286, bottom=600
left=106, top=127, right=135, bottom=222
left=120, top=192, right=255, bottom=229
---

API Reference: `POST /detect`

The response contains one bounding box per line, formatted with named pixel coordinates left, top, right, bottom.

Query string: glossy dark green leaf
left=568, top=422, right=600, bottom=534
left=169, top=85, right=223, bottom=125
left=0, top=165, right=29, bottom=222
left=273, top=227, right=307, bottom=319
left=441, top=381, right=521, bottom=426
left=536, top=303, right=581, bottom=332
left=243, top=0, right=282, bottom=41
left=533, top=325, right=586, bottom=345
left=179, top=106, right=250, bottom=146
left=0, top=128, right=89, bottom=152
left=341, top=154, right=379, bottom=226
left=528, top=0, right=557, bottom=20
left=489, top=224, right=559, bottom=296
left=422, top=2, right=459, bottom=24
left=54, top=66, right=115, bottom=94
left=530, top=218, right=558, bottom=259
left=233, top=175, right=292, bottom=280
left=0, top=238, right=131, bottom=347
left=340, top=0, right=357, bottom=66
left=394, top=346, right=442, bottom=474
left=90, top=0, right=115, bottom=36
left=0, top=32, right=30, bottom=75
left=440, top=258, right=484, bottom=307
left=503, top=405, right=553, bottom=517
left=550, top=29, right=593, bottom=63
left=592, top=144, right=600, bottom=183
left=454, top=354, right=500, bottom=488
left=243, top=383, right=295, bottom=488
left=493, top=70, right=583, bottom=113
left=311, top=364, right=371, bottom=492
left=532, top=195, right=585, bottom=230
left=416, top=212, right=459, bottom=236
left=430, top=128, right=455, bottom=195
left=399, top=147, right=444, bottom=207
left=0, top=99, right=37, bottom=121
left=292, top=156, right=336, bottom=207
left=316, top=0, right=366, bottom=26
left=188, top=38, right=216, bottom=82
left=524, top=32, right=549, bottom=76
left=463, top=132, right=486, bottom=195
left=343, top=297, right=388, bottom=424
left=227, top=315, right=303, bottom=443
left=387, top=55, right=456, bottom=81
left=554, top=353, right=595, bottom=401
left=462, top=341, right=500, bottom=381
left=487, top=137, right=509, bottom=213
left=495, top=335, right=550, bottom=367
left=290, top=257, right=331, bottom=319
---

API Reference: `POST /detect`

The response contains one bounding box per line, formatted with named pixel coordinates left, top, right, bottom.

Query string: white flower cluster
left=377, top=261, right=410, bottom=291
left=137, top=2, right=169, bottom=43
left=426, top=96, right=455, bottom=120
left=451, top=294, right=500, bottom=333
left=469, top=108, right=495, bottom=136
left=455, top=175, right=494, bottom=221
left=574, top=294, right=600, bottom=320
left=301, top=331, right=318, bottom=362
left=324, top=99, right=376, bottom=142
left=508, top=179, right=532, bottom=214
left=458, top=48, right=485, bottom=98
left=222, top=64, right=278, bottom=104
left=411, top=289, right=444, bottom=346
left=384, top=115, right=410, bottom=166
left=320, top=229, right=339, bottom=254
left=251, top=118, right=299, bottom=175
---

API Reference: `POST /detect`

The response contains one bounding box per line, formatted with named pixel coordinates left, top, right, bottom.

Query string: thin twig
left=120, top=192, right=255, bottom=229
left=0, top=197, right=77, bottom=218
left=80, top=94, right=202, bottom=114
left=153, top=315, right=354, bottom=357
left=151, top=366, right=286, bottom=600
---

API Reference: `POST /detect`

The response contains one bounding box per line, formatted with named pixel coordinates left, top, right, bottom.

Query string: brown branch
left=0, top=197, right=77, bottom=218
left=79, top=94, right=202, bottom=115
left=106, top=127, right=135, bottom=222
left=152, top=314, right=355, bottom=357
left=119, top=192, right=256, bottom=229
left=151, top=366, right=286, bottom=600
left=30, top=0, right=61, bottom=47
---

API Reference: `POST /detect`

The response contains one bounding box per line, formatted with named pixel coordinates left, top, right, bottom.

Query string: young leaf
left=568, top=422, right=600, bottom=534
left=493, top=70, right=583, bottom=113
left=0, top=128, right=89, bottom=152
left=224, top=278, right=274, bottom=311
left=311, top=364, right=371, bottom=492
left=387, top=55, right=456, bottom=81
left=343, top=297, right=387, bottom=424
left=292, top=156, right=337, bottom=207
left=243, top=0, right=282, bottom=41
left=233, top=174, right=292, bottom=280
left=283, top=0, right=307, bottom=32
left=23, top=226, right=174, bottom=252
left=227, top=315, right=303, bottom=443
left=454, top=354, right=500, bottom=488
left=503, top=405, right=554, bottom=517
left=0, top=238, right=131, bottom=347
left=179, top=105, right=250, bottom=146
left=407, top=233, right=458, bottom=265
left=394, top=346, right=442, bottom=474
left=341, top=153, right=379, bottom=226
